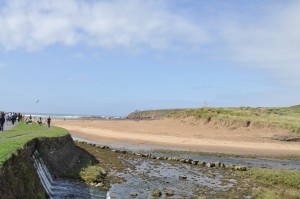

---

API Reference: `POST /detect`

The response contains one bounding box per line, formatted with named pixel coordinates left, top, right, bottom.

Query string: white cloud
left=1, top=0, right=300, bottom=85
left=0, top=0, right=210, bottom=51
left=216, top=1, right=300, bottom=76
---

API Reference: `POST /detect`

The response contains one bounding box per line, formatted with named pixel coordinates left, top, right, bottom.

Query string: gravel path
left=2, top=121, right=17, bottom=131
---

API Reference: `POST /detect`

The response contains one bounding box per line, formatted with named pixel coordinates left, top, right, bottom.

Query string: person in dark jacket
left=11, top=113, right=16, bottom=125
left=18, top=113, right=21, bottom=122
left=47, top=116, right=51, bottom=128
left=0, top=112, right=5, bottom=131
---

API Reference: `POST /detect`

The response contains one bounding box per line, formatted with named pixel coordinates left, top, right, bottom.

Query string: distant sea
left=24, top=113, right=124, bottom=120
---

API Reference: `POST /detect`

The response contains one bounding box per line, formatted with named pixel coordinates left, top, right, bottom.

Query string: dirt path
left=53, top=119, right=300, bottom=156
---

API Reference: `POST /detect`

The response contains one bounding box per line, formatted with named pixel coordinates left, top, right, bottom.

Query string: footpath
left=2, top=122, right=16, bottom=132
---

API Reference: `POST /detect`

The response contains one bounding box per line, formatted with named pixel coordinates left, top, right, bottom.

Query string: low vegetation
left=127, top=109, right=182, bottom=120
left=128, top=105, right=300, bottom=133
left=0, top=121, right=69, bottom=165
left=244, top=169, right=300, bottom=199
left=79, top=165, right=106, bottom=184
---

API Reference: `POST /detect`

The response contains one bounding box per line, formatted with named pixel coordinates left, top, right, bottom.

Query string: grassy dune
left=0, top=122, right=69, bottom=165
left=128, top=105, right=300, bottom=133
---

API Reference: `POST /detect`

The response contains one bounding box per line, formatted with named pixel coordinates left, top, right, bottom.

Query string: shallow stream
left=108, top=158, right=250, bottom=198
left=73, top=136, right=300, bottom=170
left=33, top=137, right=299, bottom=198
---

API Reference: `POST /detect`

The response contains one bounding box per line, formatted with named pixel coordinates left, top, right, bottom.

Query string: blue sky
left=1, top=0, right=300, bottom=116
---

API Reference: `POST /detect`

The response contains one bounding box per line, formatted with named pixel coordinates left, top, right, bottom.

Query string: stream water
left=108, top=158, right=249, bottom=198
left=148, top=152, right=300, bottom=170
left=31, top=137, right=299, bottom=198
left=72, top=136, right=300, bottom=170
left=32, top=150, right=108, bottom=199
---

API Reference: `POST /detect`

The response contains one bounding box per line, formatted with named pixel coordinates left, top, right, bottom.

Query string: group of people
left=25, top=115, right=52, bottom=128
left=0, top=112, right=52, bottom=131
left=0, top=112, right=23, bottom=131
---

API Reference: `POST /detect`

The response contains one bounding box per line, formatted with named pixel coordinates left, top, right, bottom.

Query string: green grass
left=0, top=122, right=69, bottom=166
left=129, top=106, right=300, bottom=134
left=248, top=169, right=300, bottom=189
left=0, top=122, right=48, bottom=139
left=244, top=169, right=300, bottom=199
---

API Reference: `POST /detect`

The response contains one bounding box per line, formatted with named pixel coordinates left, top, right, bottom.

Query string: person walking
left=0, top=112, right=5, bottom=131
left=11, top=113, right=16, bottom=125
left=17, top=113, right=21, bottom=122
left=47, top=116, right=51, bottom=128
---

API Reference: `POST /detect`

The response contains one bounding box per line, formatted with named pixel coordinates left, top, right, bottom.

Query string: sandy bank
left=53, top=119, right=300, bottom=156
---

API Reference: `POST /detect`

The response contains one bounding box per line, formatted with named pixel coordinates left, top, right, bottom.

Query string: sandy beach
left=53, top=118, right=300, bottom=156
